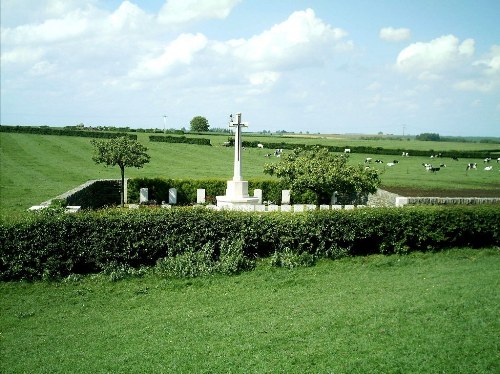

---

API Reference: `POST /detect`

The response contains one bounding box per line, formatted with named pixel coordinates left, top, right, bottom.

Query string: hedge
left=149, top=135, right=211, bottom=146
left=241, top=140, right=499, bottom=159
left=0, top=125, right=137, bottom=139
left=0, top=206, right=498, bottom=280
left=128, top=177, right=316, bottom=205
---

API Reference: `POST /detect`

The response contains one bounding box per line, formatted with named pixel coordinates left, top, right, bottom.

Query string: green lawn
left=1, top=132, right=499, bottom=220
left=1, top=248, right=498, bottom=373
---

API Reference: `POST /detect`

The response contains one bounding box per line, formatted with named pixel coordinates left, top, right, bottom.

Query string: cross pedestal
left=216, top=113, right=259, bottom=209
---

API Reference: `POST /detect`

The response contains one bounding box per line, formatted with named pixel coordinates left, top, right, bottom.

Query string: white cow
left=344, top=148, right=351, bottom=153
left=484, top=166, right=493, bottom=171
left=257, top=143, right=264, bottom=149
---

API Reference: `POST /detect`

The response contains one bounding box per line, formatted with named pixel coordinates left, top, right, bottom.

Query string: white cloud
left=454, top=80, right=493, bottom=92
left=379, top=27, right=411, bottom=42
left=108, top=1, right=149, bottom=31
left=130, top=33, right=208, bottom=79
left=473, top=45, right=500, bottom=75
left=230, top=8, right=350, bottom=71
left=158, top=0, right=240, bottom=25
left=396, top=35, right=475, bottom=76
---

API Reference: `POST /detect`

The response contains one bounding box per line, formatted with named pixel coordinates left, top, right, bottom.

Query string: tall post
left=229, top=113, right=247, bottom=182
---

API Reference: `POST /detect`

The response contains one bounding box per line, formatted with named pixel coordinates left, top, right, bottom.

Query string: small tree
left=264, top=146, right=381, bottom=205
left=190, top=116, right=209, bottom=132
left=91, top=136, right=150, bottom=207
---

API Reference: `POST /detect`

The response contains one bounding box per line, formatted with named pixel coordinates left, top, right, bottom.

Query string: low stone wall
left=396, top=196, right=500, bottom=206
left=40, top=179, right=127, bottom=207
left=367, top=189, right=401, bottom=207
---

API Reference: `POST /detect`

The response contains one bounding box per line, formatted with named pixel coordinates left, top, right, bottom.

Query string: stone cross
left=229, top=113, right=247, bottom=182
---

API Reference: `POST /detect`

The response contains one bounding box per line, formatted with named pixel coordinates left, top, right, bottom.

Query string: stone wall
left=367, top=189, right=401, bottom=207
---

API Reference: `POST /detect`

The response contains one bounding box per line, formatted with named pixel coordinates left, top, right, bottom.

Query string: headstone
left=140, top=188, right=148, bottom=203
left=281, top=205, right=292, bottom=212
left=169, top=188, right=177, bottom=205
left=255, top=205, right=266, bottom=212
left=305, top=204, right=316, bottom=211
left=331, top=205, right=342, bottom=210
left=344, top=205, right=354, bottom=210
left=320, top=205, right=330, bottom=210
left=254, top=189, right=263, bottom=204
left=267, top=204, right=279, bottom=212
left=331, top=191, right=338, bottom=205
left=281, top=190, right=291, bottom=205
left=197, top=189, right=206, bottom=204
left=293, top=204, right=305, bottom=212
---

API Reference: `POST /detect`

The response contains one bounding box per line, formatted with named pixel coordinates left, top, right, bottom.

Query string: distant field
left=1, top=132, right=499, bottom=220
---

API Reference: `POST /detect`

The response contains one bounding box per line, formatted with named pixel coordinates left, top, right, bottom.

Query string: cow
left=402, top=152, right=409, bottom=157
left=466, top=163, right=477, bottom=171
left=423, top=163, right=432, bottom=168
left=393, top=160, right=399, bottom=164
left=264, top=153, right=272, bottom=157
left=365, top=157, right=372, bottom=163
left=452, top=157, right=459, bottom=161
left=344, top=148, right=351, bottom=153
left=497, top=158, right=500, bottom=163
left=375, top=159, right=384, bottom=163
left=484, top=166, right=493, bottom=171
left=257, top=143, right=264, bottom=149
left=440, top=163, right=447, bottom=168
left=428, top=167, right=440, bottom=172
left=387, top=162, right=395, bottom=167
left=484, top=157, right=492, bottom=163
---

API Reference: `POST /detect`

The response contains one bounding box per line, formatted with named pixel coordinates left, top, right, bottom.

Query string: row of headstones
left=137, top=188, right=357, bottom=211
left=138, top=188, right=335, bottom=205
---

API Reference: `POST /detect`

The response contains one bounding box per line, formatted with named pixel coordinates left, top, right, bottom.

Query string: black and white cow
left=466, top=163, right=477, bottom=171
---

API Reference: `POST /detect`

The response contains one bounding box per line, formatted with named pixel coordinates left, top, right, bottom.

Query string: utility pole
left=163, top=115, right=167, bottom=133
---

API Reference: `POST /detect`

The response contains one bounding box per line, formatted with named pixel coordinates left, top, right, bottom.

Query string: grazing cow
left=344, top=148, right=351, bottom=153
left=387, top=162, right=395, bottom=167
left=452, top=157, right=459, bottom=161
left=393, top=160, right=399, bottom=164
left=402, top=152, right=409, bottom=157
left=257, top=143, right=264, bottom=149
left=264, top=153, right=272, bottom=157
left=484, top=166, right=493, bottom=171
left=440, top=163, right=447, bottom=168
left=375, top=159, right=384, bottom=163
left=423, top=163, right=432, bottom=168
left=428, top=167, right=440, bottom=172
left=274, top=149, right=283, bottom=156
left=484, top=157, right=492, bottom=163
left=466, top=163, right=477, bottom=171
left=365, top=157, right=372, bottom=163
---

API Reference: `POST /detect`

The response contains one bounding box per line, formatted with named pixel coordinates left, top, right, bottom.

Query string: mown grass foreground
left=1, top=248, right=498, bottom=373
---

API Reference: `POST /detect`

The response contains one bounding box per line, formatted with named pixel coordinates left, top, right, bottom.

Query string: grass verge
left=1, top=248, right=499, bottom=373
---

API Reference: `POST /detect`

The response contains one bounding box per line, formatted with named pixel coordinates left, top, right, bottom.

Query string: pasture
left=1, top=131, right=499, bottom=220
left=1, top=248, right=499, bottom=373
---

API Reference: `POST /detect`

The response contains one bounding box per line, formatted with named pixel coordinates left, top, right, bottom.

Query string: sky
left=1, top=0, right=499, bottom=136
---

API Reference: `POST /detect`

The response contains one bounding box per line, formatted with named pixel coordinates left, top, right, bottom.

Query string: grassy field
left=1, top=132, right=499, bottom=220
left=1, top=248, right=498, bottom=373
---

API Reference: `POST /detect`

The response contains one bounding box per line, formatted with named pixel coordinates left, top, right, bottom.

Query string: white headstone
left=281, top=205, right=292, bottom=212
left=332, top=205, right=342, bottom=210
left=320, top=205, right=330, bottom=210
left=344, top=205, right=354, bottom=210
left=267, top=204, right=279, bottom=212
left=331, top=191, right=338, bottom=205
left=305, top=205, right=316, bottom=211
left=281, top=190, right=291, bottom=205
left=293, top=204, right=305, bottom=212
left=255, top=204, right=266, bottom=212
left=169, top=188, right=177, bottom=205
left=139, top=188, right=148, bottom=203
left=197, top=189, right=206, bottom=204
left=254, top=189, right=263, bottom=204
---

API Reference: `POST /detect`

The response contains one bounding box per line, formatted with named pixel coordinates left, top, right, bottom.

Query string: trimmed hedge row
left=1, top=206, right=498, bottom=280
left=242, top=140, right=499, bottom=159
left=149, top=135, right=211, bottom=146
left=128, top=177, right=317, bottom=205
left=0, top=125, right=136, bottom=139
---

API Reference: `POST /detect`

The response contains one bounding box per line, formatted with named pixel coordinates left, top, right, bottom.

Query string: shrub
left=0, top=206, right=498, bottom=281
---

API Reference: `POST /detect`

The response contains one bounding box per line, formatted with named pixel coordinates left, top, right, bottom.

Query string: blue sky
left=1, top=0, right=499, bottom=136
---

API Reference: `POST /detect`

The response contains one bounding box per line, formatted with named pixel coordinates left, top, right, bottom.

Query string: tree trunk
left=120, top=165, right=125, bottom=207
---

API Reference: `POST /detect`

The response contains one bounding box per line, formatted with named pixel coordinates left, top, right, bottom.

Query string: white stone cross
left=229, top=113, right=248, bottom=182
